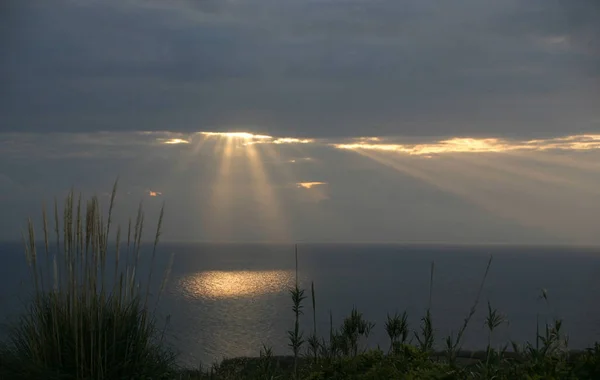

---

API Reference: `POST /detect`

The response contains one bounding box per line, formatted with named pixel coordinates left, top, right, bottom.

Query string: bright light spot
left=247, top=137, right=315, bottom=145
left=200, top=132, right=273, bottom=140
left=161, top=138, right=190, bottom=144
left=148, top=190, right=162, bottom=197
left=288, top=157, right=314, bottom=163
left=273, top=138, right=314, bottom=144
left=297, top=182, right=327, bottom=189
left=178, top=270, right=294, bottom=299
left=199, top=132, right=314, bottom=145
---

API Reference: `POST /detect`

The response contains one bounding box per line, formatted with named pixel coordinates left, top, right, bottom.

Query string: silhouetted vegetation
left=0, top=182, right=176, bottom=379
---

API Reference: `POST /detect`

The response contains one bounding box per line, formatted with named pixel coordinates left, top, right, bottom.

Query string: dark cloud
left=0, top=0, right=598, bottom=138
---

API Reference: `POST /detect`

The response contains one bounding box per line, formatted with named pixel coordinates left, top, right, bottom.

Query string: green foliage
left=415, top=309, right=435, bottom=353
left=0, top=181, right=177, bottom=379
left=385, top=311, right=409, bottom=353
left=573, top=343, right=600, bottom=379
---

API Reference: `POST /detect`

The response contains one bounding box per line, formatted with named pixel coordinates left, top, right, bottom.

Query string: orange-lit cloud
left=248, top=137, right=315, bottom=145
left=295, top=182, right=329, bottom=203
left=108, top=130, right=600, bottom=158
left=288, top=157, right=313, bottom=163
left=160, top=138, right=190, bottom=144
left=199, top=131, right=314, bottom=146
left=272, top=138, right=314, bottom=144
left=333, top=134, right=600, bottom=155
left=297, top=182, right=327, bottom=189
left=200, top=132, right=273, bottom=140
left=147, top=132, right=600, bottom=155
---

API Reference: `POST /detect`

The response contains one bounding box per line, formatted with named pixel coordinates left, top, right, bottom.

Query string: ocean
left=1, top=242, right=600, bottom=367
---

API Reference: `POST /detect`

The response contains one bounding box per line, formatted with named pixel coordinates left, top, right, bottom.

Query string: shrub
left=0, top=182, right=177, bottom=380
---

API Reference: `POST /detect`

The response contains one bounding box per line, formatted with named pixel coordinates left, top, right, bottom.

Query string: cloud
left=197, top=132, right=313, bottom=145
left=5, top=131, right=600, bottom=164
left=296, top=182, right=327, bottom=189
left=161, top=138, right=190, bottom=145
left=334, top=134, right=600, bottom=155
left=0, top=0, right=598, bottom=139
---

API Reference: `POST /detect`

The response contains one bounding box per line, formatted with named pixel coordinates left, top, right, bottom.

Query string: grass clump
left=0, top=182, right=177, bottom=380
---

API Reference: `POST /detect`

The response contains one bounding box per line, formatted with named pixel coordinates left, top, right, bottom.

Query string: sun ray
left=189, top=132, right=211, bottom=156
left=244, top=142, right=290, bottom=242
left=259, top=142, right=296, bottom=182
left=505, top=150, right=600, bottom=174
left=446, top=153, right=600, bottom=195
left=166, top=133, right=213, bottom=175
left=348, top=148, right=590, bottom=240
left=197, top=132, right=293, bottom=242
left=203, top=136, right=237, bottom=241
left=200, top=131, right=273, bottom=140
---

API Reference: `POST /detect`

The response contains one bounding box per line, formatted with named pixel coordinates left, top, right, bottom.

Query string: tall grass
left=288, top=244, right=305, bottom=380
left=0, top=182, right=177, bottom=380
left=307, top=281, right=320, bottom=364
left=445, top=255, right=493, bottom=365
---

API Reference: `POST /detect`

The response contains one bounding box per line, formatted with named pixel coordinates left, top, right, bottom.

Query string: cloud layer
left=1, top=0, right=598, bottom=138
left=2, top=131, right=600, bottom=244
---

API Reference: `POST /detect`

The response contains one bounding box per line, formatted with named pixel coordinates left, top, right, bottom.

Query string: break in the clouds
left=2, top=131, right=600, bottom=244
left=1, top=0, right=598, bottom=138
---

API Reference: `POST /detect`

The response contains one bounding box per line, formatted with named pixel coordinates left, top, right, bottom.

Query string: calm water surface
left=2, top=242, right=600, bottom=367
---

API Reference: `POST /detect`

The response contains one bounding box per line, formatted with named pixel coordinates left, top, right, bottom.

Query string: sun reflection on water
left=179, top=271, right=294, bottom=299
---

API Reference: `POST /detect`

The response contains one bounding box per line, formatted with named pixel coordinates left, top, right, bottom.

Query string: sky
left=0, top=0, right=599, bottom=244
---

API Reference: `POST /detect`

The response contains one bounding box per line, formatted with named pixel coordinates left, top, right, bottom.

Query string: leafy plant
left=385, top=311, right=409, bottom=353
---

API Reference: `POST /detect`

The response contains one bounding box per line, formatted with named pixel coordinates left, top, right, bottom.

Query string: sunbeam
left=346, top=147, right=600, bottom=243
left=203, top=136, right=237, bottom=241
left=244, top=142, right=290, bottom=242
left=446, top=154, right=600, bottom=195
left=505, top=150, right=600, bottom=174
left=197, top=132, right=293, bottom=242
